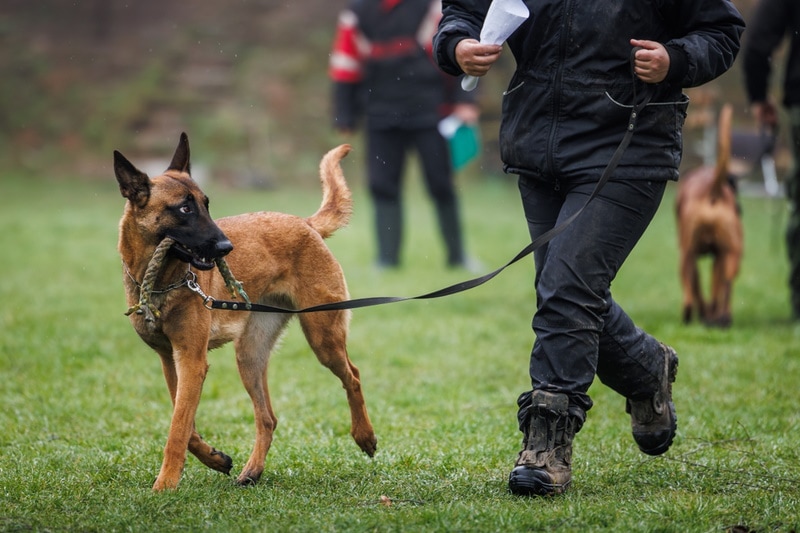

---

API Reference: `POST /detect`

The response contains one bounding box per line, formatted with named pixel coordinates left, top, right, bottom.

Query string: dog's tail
left=306, top=144, right=353, bottom=239
left=711, top=103, right=733, bottom=200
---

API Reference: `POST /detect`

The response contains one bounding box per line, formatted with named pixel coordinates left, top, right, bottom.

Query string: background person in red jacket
left=329, top=0, right=480, bottom=270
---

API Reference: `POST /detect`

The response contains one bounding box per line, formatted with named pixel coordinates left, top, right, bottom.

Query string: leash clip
left=185, top=272, right=216, bottom=310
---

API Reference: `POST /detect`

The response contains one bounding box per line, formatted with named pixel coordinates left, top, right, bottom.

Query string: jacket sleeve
left=433, top=0, right=490, bottom=76
left=662, top=0, right=745, bottom=88
left=742, top=0, right=790, bottom=103
left=329, top=9, right=364, bottom=131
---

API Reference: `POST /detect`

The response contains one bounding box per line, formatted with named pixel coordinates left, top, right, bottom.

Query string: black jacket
left=743, top=0, right=800, bottom=108
left=434, top=0, right=744, bottom=182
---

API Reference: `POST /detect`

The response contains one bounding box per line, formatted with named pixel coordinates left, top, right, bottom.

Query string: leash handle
left=211, top=50, right=652, bottom=314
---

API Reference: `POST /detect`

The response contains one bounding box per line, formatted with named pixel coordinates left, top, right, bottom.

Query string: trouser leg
left=596, top=298, right=664, bottom=400
left=414, top=127, right=465, bottom=266
left=786, top=107, right=800, bottom=317
left=517, top=177, right=667, bottom=412
left=434, top=201, right=465, bottom=266
left=367, top=128, right=406, bottom=266
left=374, top=200, right=403, bottom=266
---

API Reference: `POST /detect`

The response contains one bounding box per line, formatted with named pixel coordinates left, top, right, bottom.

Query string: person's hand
left=630, top=39, right=670, bottom=84
left=455, top=39, right=503, bottom=77
left=752, top=100, right=779, bottom=130
left=451, top=103, right=480, bottom=125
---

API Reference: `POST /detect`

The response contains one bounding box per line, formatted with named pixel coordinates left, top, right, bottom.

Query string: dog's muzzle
left=170, top=238, right=233, bottom=270
left=214, top=239, right=234, bottom=257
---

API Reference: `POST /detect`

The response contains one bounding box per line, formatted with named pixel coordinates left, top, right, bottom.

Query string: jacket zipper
left=546, top=0, right=572, bottom=190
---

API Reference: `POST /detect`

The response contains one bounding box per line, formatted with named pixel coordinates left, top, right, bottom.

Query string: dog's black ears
left=114, top=150, right=150, bottom=208
left=167, top=132, right=191, bottom=175
left=113, top=132, right=190, bottom=207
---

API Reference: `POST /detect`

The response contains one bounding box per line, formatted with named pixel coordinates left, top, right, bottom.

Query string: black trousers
left=517, top=176, right=669, bottom=413
left=786, top=107, right=800, bottom=317
left=366, top=126, right=464, bottom=266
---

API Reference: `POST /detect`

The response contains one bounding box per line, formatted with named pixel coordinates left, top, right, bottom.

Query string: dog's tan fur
left=114, top=134, right=376, bottom=491
left=675, top=104, right=743, bottom=327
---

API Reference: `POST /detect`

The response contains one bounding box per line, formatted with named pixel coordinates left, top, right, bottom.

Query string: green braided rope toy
left=125, top=237, right=250, bottom=322
left=214, top=254, right=251, bottom=305
left=124, top=237, right=175, bottom=322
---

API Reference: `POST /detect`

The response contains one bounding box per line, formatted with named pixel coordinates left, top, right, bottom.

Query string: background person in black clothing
left=329, top=0, right=479, bottom=269
left=743, top=0, right=800, bottom=319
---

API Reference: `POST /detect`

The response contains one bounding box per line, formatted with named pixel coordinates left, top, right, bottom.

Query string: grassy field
left=1, top=160, right=799, bottom=532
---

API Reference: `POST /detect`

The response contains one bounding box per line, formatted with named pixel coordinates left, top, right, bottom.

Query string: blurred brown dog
left=675, top=104, right=743, bottom=327
left=114, top=134, right=376, bottom=490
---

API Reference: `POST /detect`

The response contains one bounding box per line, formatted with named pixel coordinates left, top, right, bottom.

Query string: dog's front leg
left=153, top=347, right=210, bottom=491
left=157, top=351, right=233, bottom=479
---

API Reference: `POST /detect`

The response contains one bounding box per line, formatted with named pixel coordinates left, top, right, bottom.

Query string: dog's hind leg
left=298, top=310, right=377, bottom=457
left=680, top=250, right=702, bottom=323
left=188, top=424, right=233, bottom=475
left=233, top=313, right=290, bottom=486
left=691, top=266, right=708, bottom=322
left=156, top=350, right=233, bottom=480
left=709, top=253, right=736, bottom=327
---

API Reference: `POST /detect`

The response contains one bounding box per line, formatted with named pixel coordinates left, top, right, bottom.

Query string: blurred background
left=0, top=0, right=781, bottom=189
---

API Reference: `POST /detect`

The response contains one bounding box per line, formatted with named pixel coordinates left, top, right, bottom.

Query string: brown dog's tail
left=306, top=144, right=353, bottom=239
left=711, top=104, right=733, bottom=200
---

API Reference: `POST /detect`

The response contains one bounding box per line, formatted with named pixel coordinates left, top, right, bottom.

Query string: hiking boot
left=508, top=390, right=583, bottom=497
left=626, top=343, right=678, bottom=456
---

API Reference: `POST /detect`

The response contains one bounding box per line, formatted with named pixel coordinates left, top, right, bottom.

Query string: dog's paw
left=235, top=470, right=262, bottom=486
left=704, top=315, right=732, bottom=328
left=359, top=435, right=378, bottom=458
left=201, top=448, right=233, bottom=475
left=217, top=451, right=234, bottom=475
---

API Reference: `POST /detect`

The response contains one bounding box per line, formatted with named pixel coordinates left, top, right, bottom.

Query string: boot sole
left=508, top=466, right=569, bottom=497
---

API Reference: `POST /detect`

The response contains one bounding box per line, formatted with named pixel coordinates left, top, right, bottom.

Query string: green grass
left=1, top=166, right=799, bottom=532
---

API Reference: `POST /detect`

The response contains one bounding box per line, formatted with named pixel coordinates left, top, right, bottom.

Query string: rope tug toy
left=214, top=253, right=250, bottom=304
left=125, top=237, right=250, bottom=323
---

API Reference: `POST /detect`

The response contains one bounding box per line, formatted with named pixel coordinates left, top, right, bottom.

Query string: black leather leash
left=204, top=52, right=652, bottom=314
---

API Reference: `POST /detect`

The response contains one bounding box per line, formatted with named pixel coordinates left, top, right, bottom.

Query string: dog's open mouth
left=169, top=241, right=218, bottom=271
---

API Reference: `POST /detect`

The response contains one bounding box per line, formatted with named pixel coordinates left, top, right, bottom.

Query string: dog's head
left=114, top=132, right=233, bottom=270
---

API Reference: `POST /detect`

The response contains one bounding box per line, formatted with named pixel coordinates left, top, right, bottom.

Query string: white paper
left=461, top=0, right=529, bottom=91
left=438, top=114, right=463, bottom=139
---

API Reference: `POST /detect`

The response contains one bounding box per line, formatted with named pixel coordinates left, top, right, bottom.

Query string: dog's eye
left=179, top=204, right=193, bottom=215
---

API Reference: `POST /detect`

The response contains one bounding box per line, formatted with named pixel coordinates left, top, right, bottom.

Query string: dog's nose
left=215, top=239, right=234, bottom=257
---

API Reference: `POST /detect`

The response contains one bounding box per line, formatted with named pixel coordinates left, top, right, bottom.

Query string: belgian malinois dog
left=675, top=104, right=743, bottom=327
left=114, top=133, right=376, bottom=491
